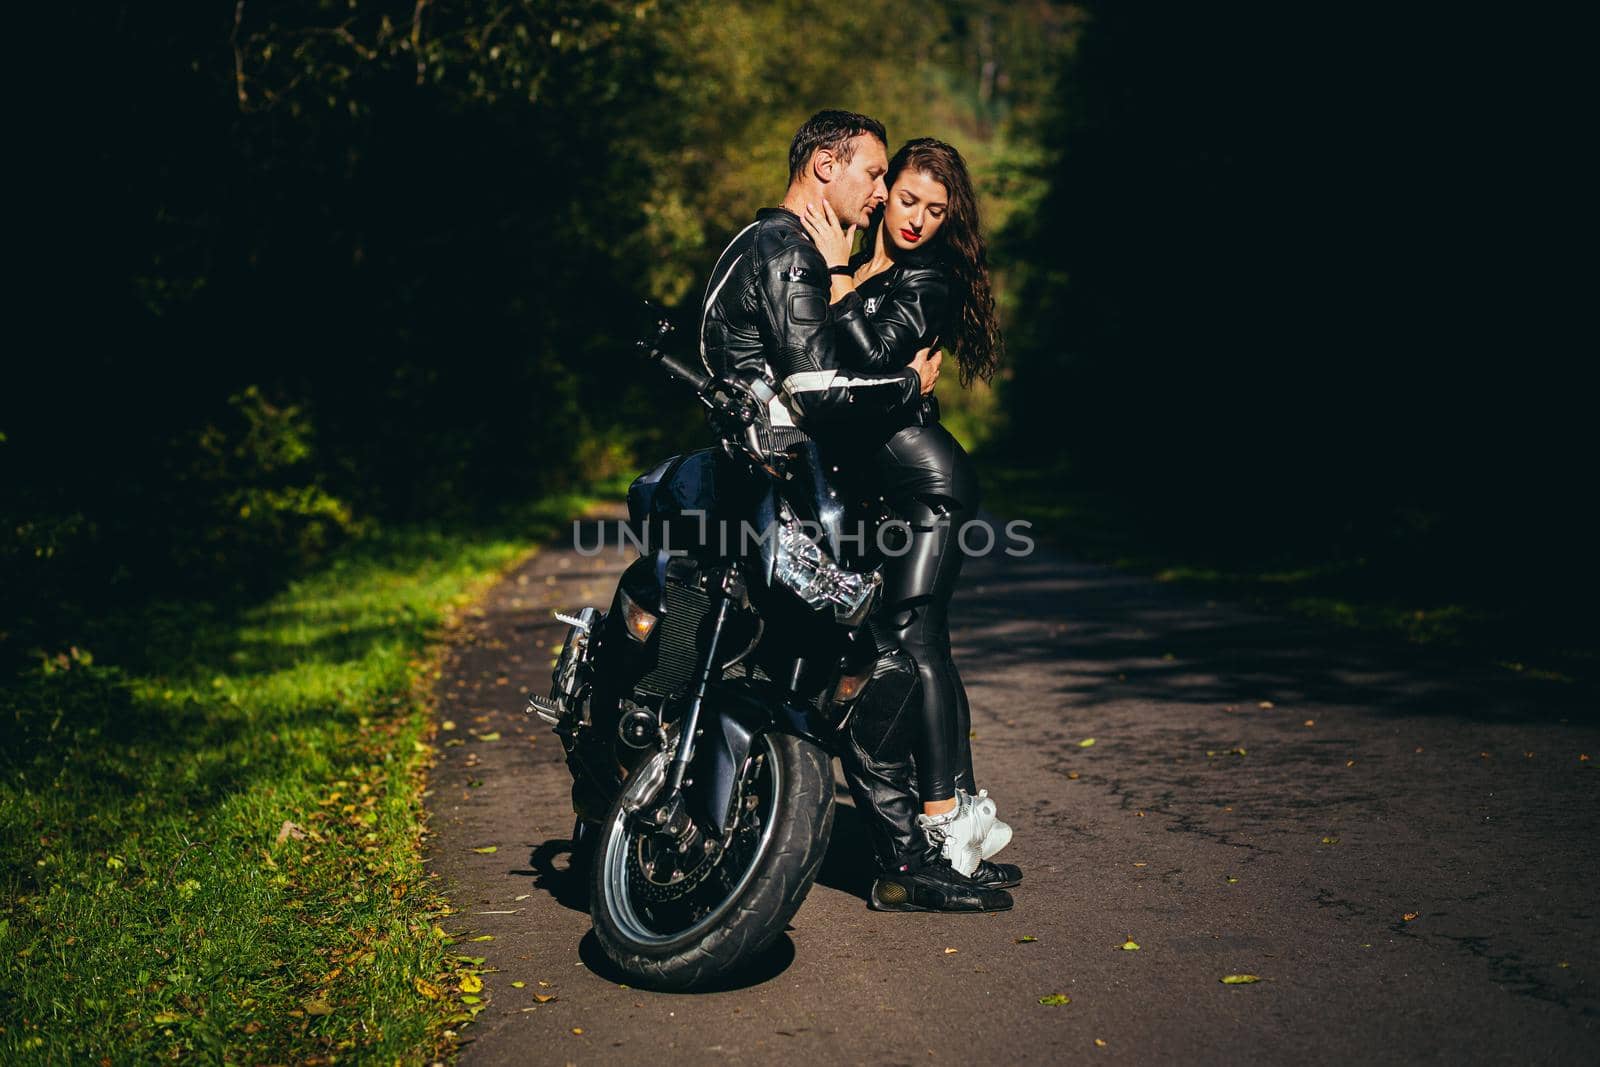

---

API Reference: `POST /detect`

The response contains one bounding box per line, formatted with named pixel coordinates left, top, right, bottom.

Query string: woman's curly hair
left=883, top=138, right=1002, bottom=386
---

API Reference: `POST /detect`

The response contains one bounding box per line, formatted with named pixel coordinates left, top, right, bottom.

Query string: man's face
left=823, top=135, right=889, bottom=228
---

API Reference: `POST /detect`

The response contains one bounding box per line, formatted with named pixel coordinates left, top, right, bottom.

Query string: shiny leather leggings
left=872, top=423, right=980, bottom=803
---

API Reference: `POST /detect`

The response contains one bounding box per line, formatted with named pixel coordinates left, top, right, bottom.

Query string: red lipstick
left=899, top=229, right=921, bottom=243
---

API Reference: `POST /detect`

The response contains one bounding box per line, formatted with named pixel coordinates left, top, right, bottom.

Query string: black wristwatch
left=828, top=265, right=853, bottom=276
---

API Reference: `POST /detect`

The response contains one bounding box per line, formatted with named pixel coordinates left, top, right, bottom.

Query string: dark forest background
left=4, top=2, right=1590, bottom=679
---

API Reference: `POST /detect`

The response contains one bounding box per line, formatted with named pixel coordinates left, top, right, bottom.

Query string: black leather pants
left=876, top=423, right=980, bottom=802
left=836, top=423, right=981, bottom=870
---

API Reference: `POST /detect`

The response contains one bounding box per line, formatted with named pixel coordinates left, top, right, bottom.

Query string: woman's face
left=882, top=168, right=949, bottom=253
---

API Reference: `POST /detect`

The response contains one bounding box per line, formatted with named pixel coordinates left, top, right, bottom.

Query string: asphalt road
left=425, top=508, right=1597, bottom=1065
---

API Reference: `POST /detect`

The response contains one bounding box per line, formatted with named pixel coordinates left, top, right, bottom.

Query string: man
left=699, top=109, right=1013, bottom=912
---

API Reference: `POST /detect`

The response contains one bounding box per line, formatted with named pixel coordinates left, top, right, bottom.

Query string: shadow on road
left=952, top=554, right=1596, bottom=726
left=814, top=797, right=876, bottom=902
left=513, top=837, right=591, bottom=914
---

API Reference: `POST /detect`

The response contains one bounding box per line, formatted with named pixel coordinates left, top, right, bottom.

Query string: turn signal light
left=619, top=588, right=659, bottom=643
left=831, top=668, right=872, bottom=706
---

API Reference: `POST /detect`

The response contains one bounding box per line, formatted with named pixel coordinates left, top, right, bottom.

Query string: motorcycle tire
left=588, top=731, right=834, bottom=990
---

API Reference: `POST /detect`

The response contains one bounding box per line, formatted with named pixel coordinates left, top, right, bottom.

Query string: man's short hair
left=788, top=109, right=887, bottom=182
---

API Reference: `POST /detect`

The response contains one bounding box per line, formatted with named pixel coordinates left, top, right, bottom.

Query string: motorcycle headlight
left=772, top=518, right=880, bottom=625
left=618, top=587, right=659, bottom=643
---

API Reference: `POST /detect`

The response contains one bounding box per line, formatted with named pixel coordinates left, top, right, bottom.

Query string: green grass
left=978, top=457, right=1596, bottom=689
left=0, top=495, right=592, bottom=1063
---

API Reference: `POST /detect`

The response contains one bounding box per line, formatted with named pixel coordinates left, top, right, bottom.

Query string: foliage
left=6, top=1, right=1078, bottom=662
left=0, top=497, right=582, bottom=1062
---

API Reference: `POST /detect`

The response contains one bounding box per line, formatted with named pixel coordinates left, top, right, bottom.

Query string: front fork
left=638, top=566, right=746, bottom=837
left=666, top=593, right=731, bottom=794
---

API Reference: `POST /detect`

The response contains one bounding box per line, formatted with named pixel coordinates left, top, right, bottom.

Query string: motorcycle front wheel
left=588, top=731, right=834, bottom=990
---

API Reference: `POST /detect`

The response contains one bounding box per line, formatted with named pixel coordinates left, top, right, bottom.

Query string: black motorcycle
left=524, top=315, right=891, bottom=989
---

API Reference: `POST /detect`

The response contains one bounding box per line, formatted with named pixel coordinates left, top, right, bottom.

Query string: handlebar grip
left=649, top=349, right=712, bottom=393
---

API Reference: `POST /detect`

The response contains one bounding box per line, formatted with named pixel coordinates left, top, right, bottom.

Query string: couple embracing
left=699, top=109, right=1017, bottom=913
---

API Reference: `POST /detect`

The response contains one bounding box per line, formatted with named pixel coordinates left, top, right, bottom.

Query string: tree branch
left=230, top=0, right=248, bottom=111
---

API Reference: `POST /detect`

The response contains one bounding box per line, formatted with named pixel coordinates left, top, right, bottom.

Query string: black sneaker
left=869, top=856, right=1014, bottom=912
left=969, top=859, right=1023, bottom=890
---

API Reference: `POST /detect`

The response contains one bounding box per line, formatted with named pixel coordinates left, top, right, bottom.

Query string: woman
left=800, top=138, right=1013, bottom=880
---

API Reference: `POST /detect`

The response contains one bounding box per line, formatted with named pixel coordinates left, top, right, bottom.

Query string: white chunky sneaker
left=965, top=788, right=1013, bottom=860
left=917, top=792, right=986, bottom=876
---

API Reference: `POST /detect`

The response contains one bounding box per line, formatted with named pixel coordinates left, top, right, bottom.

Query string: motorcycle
left=523, top=312, right=894, bottom=989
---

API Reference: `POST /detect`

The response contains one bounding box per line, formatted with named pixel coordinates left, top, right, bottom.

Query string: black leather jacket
left=830, top=257, right=954, bottom=446
left=699, top=208, right=921, bottom=434
left=832, top=260, right=951, bottom=378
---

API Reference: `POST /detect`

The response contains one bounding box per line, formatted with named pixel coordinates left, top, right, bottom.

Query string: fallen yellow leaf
left=413, top=978, right=441, bottom=999
left=479, top=732, right=502, bottom=742
left=510, top=981, right=526, bottom=989
left=1120, top=939, right=1140, bottom=951
left=1078, top=738, right=1096, bottom=748
left=1095, top=1038, right=1107, bottom=1047
left=944, top=947, right=958, bottom=954
left=459, top=974, right=483, bottom=994
left=1014, top=936, right=1038, bottom=943
left=571, top=1027, right=584, bottom=1035
left=533, top=993, right=557, bottom=1003
left=1220, top=974, right=1261, bottom=984
left=1038, top=993, right=1071, bottom=1006
left=302, top=999, right=333, bottom=1016
left=468, top=935, right=494, bottom=942
left=472, top=846, right=499, bottom=854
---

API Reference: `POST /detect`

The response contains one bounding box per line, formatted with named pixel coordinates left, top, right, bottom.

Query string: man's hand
left=801, top=199, right=856, bottom=270
left=908, top=345, right=942, bottom=396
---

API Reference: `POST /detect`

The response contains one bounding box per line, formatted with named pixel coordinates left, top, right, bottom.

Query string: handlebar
left=634, top=305, right=784, bottom=475
left=652, top=350, right=712, bottom=394
left=635, top=311, right=711, bottom=392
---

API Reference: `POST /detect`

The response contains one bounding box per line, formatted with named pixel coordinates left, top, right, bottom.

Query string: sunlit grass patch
left=0, top=496, right=588, bottom=1062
